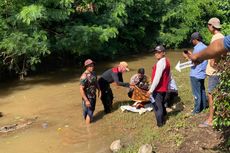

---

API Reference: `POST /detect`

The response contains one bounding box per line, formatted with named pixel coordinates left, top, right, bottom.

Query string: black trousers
left=164, top=91, right=178, bottom=108
left=152, top=92, right=167, bottom=127
left=98, top=78, right=114, bottom=113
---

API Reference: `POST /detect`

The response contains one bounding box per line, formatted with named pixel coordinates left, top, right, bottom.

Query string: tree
left=159, top=0, right=228, bottom=47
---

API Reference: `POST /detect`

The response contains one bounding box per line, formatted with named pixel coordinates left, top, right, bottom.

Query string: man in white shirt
left=147, top=45, right=171, bottom=127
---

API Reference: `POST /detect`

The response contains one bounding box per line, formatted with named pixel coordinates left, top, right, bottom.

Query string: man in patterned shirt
left=80, top=59, right=100, bottom=124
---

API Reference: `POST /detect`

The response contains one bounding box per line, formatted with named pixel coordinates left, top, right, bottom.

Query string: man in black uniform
left=98, top=61, right=130, bottom=113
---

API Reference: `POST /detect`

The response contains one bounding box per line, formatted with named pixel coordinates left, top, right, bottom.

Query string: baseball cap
left=208, top=17, right=221, bottom=29
left=190, top=32, right=202, bottom=43
left=84, top=59, right=95, bottom=67
left=153, top=45, right=166, bottom=52
left=138, top=68, right=145, bottom=75
left=119, top=61, right=130, bottom=71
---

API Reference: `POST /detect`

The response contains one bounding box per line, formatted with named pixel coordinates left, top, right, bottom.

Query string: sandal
left=198, top=121, right=212, bottom=128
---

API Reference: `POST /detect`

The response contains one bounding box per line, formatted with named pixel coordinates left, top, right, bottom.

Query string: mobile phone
left=183, top=50, right=188, bottom=54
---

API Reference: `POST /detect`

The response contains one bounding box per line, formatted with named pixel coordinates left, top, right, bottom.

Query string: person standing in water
left=80, top=59, right=100, bottom=124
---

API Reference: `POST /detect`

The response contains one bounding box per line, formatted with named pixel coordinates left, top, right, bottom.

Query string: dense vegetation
left=0, top=0, right=229, bottom=129
left=0, top=0, right=229, bottom=79
left=214, top=55, right=230, bottom=128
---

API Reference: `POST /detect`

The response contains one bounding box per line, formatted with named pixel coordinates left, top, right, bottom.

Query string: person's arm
left=79, top=75, right=91, bottom=107
left=112, top=72, right=130, bottom=87
left=129, top=74, right=137, bottom=88
left=79, top=85, right=91, bottom=107
left=149, top=58, right=166, bottom=93
left=189, top=38, right=226, bottom=63
left=130, top=74, right=136, bottom=85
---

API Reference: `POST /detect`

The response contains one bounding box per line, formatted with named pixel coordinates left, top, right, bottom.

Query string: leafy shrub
left=213, top=55, right=230, bottom=128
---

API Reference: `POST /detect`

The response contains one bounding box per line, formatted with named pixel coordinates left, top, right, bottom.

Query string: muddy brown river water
left=0, top=51, right=183, bottom=153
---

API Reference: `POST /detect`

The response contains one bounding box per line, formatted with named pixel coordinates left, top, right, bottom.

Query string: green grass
left=111, top=53, right=199, bottom=153
left=106, top=52, right=201, bottom=152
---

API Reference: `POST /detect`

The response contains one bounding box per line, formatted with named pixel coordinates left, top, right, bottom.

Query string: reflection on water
left=0, top=51, right=184, bottom=153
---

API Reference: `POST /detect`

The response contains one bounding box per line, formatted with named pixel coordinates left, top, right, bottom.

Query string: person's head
left=137, top=68, right=145, bottom=78
left=190, top=32, right=202, bottom=45
left=152, top=45, right=166, bottom=60
left=84, top=59, right=95, bottom=72
left=118, top=61, right=129, bottom=73
left=208, top=17, right=221, bottom=34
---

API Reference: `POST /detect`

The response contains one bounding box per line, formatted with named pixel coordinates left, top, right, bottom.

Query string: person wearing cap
left=79, top=59, right=100, bottom=124
left=185, top=35, right=230, bottom=63
left=147, top=45, right=171, bottom=127
left=184, top=32, right=208, bottom=114
left=128, top=68, right=150, bottom=98
left=196, top=17, right=225, bottom=127
left=98, top=61, right=130, bottom=113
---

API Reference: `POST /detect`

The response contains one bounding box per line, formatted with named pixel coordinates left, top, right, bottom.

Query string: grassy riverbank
left=102, top=52, right=226, bottom=153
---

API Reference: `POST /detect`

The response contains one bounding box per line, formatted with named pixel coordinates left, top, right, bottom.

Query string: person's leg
left=199, top=76, right=219, bottom=127
left=207, top=93, right=214, bottom=124
left=207, top=76, right=219, bottom=123
left=190, top=77, right=202, bottom=114
left=152, top=92, right=165, bottom=127
left=100, top=90, right=107, bottom=112
left=162, top=93, right=167, bottom=117
left=200, top=79, right=207, bottom=110
left=108, top=88, right=114, bottom=112
left=83, top=98, right=96, bottom=124
left=98, top=78, right=111, bottom=113
left=164, top=92, right=170, bottom=108
left=82, top=100, right=90, bottom=124
left=85, top=115, right=91, bottom=124
left=101, top=91, right=111, bottom=113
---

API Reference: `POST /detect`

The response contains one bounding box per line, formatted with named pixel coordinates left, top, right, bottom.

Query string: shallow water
left=0, top=51, right=185, bottom=153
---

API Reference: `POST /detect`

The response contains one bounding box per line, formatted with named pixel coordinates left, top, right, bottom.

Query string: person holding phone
left=184, top=35, right=230, bottom=62
left=184, top=32, right=208, bottom=114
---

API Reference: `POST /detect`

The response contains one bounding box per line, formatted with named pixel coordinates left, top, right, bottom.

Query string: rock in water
left=110, top=139, right=122, bottom=152
left=138, top=144, right=152, bottom=153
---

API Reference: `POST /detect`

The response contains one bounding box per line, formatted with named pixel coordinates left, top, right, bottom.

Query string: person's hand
left=182, top=50, right=192, bottom=60
left=146, top=91, right=151, bottom=97
left=85, top=99, right=91, bottom=108
left=129, top=84, right=135, bottom=88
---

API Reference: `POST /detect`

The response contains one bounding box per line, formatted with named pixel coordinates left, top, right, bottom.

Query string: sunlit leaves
left=17, top=4, right=45, bottom=25
left=159, top=0, right=222, bottom=47
left=0, top=31, right=49, bottom=77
